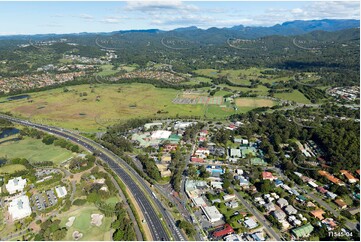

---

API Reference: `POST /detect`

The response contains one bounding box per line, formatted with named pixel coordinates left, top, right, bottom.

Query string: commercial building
left=55, top=186, right=68, bottom=198
left=213, top=224, right=234, bottom=238
left=151, top=130, right=172, bottom=140
left=6, top=177, right=27, bottom=194
left=201, top=206, right=223, bottom=223
left=8, top=195, right=32, bottom=220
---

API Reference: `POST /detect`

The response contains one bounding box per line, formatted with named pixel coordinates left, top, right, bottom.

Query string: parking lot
left=32, top=189, right=58, bottom=211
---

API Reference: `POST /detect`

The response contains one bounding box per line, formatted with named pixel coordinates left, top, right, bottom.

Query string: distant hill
left=0, top=19, right=359, bottom=41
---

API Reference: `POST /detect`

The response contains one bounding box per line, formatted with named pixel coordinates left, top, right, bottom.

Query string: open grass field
left=0, top=164, right=26, bottom=174
left=0, top=137, right=73, bottom=165
left=274, top=90, right=311, bottom=104
left=1, top=82, right=282, bottom=132
left=97, top=64, right=119, bottom=77
left=120, top=64, right=139, bottom=72
left=194, top=69, right=219, bottom=77
left=0, top=83, right=207, bottom=132
left=218, top=84, right=270, bottom=96
left=235, top=98, right=275, bottom=108
left=58, top=204, right=113, bottom=241
left=183, top=76, right=213, bottom=86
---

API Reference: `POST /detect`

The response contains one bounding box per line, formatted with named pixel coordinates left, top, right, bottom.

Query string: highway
left=0, top=114, right=175, bottom=241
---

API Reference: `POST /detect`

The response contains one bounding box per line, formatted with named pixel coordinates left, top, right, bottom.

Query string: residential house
left=274, top=179, right=284, bottom=187
left=244, top=218, right=258, bottom=229
left=277, top=198, right=289, bottom=208
left=194, top=148, right=210, bottom=158
left=229, top=148, right=241, bottom=158
left=318, top=170, right=345, bottom=186
left=223, top=194, right=236, bottom=201
left=340, top=170, right=358, bottom=183
left=273, top=210, right=287, bottom=221
left=334, top=199, right=347, bottom=209
left=191, top=157, right=204, bottom=163
left=262, top=172, right=277, bottom=181
left=326, top=191, right=338, bottom=200
left=264, top=202, right=276, bottom=212
left=284, top=205, right=297, bottom=215
left=310, top=209, right=325, bottom=220
left=210, top=181, right=223, bottom=190
left=317, top=186, right=328, bottom=194
left=322, top=218, right=337, bottom=231
left=292, top=224, right=314, bottom=238
left=225, top=201, right=239, bottom=209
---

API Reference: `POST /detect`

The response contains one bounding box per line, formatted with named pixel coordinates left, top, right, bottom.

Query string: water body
left=7, top=94, right=30, bottom=101
left=0, top=128, right=20, bottom=139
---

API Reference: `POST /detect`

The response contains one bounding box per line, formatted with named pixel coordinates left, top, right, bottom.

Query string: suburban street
left=272, top=167, right=359, bottom=232
left=234, top=190, right=283, bottom=241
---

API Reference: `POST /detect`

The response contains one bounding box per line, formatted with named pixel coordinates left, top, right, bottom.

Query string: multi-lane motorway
left=0, top=114, right=184, bottom=241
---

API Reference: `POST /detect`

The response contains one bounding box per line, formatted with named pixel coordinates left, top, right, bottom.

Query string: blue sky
left=0, top=1, right=359, bottom=35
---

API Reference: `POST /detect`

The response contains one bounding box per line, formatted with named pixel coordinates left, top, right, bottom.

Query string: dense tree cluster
left=34, top=219, right=67, bottom=241
left=111, top=202, right=136, bottom=241
left=313, top=119, right=359, bottom=171
left=137, top=154, right=161, bottom=181
left=169, top=150, right=186, bottom=192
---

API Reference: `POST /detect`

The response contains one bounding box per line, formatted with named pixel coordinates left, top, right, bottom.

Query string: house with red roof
left=340, top=170, right=358, bottom=183
left=213, top=224, right=234, bottom=238
left=262, top=171, right=277, bottom=181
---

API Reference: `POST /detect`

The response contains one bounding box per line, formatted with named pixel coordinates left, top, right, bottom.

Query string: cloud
left=123, top=1, right=360, bottom=29
left=39, top=23, right=63, bottom=28
left=51, top=14, right=65, bottom=18
left=76, top=14, right=94, bottom=20
left=125, top=1, right=198, bottom=13
left=100, top=17, right=123, bottom=24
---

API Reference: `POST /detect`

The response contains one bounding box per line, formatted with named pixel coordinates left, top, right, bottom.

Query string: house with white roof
left=8, top=195, right=32, bottom=220
left=6, top=177, right=27, bottom=194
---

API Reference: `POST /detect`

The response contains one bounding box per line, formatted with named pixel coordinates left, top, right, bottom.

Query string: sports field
left=0, top=164, right=26, bottom=174
left=58, top=204, right=114, bottom=241
left=235, top=98, right=275, bottom=108
left=0, top=137, right=73, bottom=165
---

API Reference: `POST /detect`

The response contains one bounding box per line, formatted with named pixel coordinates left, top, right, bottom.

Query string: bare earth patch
left=73, top=231, right=83, bottom=240
left=66, top=216, right=76, bottom=228
left=90, top=214, right=104, bottom=227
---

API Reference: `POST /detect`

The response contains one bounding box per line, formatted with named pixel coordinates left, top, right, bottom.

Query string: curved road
left=0, top=114, right=177, bottom=241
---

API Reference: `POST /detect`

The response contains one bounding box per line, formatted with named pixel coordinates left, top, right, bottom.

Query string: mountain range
left=0, top=19, right=359, bottom=40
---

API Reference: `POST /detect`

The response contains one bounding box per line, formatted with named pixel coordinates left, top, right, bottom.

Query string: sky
left=0, top=0, right=359, bottom=35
